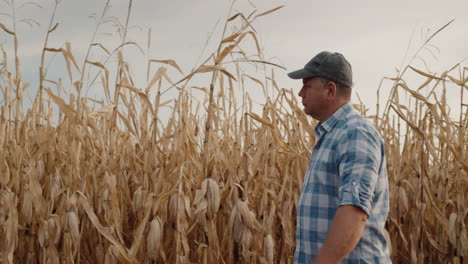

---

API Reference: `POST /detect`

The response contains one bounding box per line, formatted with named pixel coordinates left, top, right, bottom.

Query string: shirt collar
left=314, top=103, right=353, bottom=138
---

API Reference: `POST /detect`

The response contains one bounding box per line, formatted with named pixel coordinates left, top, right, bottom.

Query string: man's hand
left=313, top=205, right=368, bottom=264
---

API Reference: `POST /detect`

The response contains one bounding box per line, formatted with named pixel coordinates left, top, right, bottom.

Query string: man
left=288, top=51, right=391, bottom=264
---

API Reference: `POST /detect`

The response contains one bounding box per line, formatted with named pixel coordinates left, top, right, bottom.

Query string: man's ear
left=327, top=81, right=338, bottom=98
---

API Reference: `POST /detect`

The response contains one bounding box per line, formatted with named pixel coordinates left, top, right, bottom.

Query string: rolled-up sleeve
left=337, top=127, right=381, bottom=216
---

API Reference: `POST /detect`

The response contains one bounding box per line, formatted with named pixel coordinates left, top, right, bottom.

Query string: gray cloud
left=2, top=0, right=467, bottom=111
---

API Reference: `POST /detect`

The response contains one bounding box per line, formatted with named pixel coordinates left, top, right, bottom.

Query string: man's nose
left=298, top=88, right=304, bottom=97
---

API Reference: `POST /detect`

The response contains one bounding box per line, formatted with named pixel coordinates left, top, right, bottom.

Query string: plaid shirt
left=294, top=104, right=391, bottom=264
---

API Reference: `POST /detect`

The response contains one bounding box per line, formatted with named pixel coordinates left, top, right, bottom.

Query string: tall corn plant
left=0, top=2, right=466, bottom=264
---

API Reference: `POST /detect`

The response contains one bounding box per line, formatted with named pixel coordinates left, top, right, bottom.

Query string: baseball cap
left=287, top=51, right=353, bottom=88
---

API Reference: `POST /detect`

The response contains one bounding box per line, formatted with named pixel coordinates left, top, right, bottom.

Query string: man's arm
left=313, top=205, right=368, bottom=264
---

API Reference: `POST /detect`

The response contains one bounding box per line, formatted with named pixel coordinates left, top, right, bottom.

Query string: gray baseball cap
left=288, top=51, right=353, bottom=88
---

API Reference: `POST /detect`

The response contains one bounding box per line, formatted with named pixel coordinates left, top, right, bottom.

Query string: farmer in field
left=288, top=51, right=391, bottom=264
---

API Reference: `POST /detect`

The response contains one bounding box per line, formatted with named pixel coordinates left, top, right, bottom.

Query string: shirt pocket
left=313, top=148, right=339, bottom=186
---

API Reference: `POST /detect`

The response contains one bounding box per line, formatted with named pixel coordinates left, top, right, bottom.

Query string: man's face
left=298, top=77, right=329, bottom=120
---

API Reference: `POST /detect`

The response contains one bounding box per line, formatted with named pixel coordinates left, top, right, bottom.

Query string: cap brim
left=287, top=68, right=316, bottom=79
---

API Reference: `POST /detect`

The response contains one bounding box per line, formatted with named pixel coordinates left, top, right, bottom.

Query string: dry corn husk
left=147, top=217, right=162, bottom=260
left=67, top=211, right=80, bottom=242
left=229, top=199, right=261, bottom=247
left=264, top=234, right=274, bottom=264
left=193, top=178, right=220, bottom=222
left=205, top=179, right=220, bottom=219
left=21, top=191, right=33, bottom=225
left=167, top=193, right=178, bottom=226
left=132, top=187, right=145, bottom=214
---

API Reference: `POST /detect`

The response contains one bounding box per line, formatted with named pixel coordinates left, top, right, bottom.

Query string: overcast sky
left=1, top=0, right=467, bottom=114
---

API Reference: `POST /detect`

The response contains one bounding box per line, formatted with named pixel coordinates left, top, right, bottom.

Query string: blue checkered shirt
left=294, top=104, right=391, bottom=264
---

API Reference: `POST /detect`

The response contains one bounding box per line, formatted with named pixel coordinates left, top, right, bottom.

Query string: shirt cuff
left=338, top=180, right=372, bottom=216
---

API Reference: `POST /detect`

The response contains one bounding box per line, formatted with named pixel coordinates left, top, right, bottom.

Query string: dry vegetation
left=0, top=1, right=467, bottom=263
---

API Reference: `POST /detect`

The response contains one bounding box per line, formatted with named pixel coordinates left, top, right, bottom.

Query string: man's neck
left=319, top=101, right=349, bottom=122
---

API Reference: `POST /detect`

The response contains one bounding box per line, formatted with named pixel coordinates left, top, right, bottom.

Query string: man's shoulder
left=338, top=110, right=382, bottom=141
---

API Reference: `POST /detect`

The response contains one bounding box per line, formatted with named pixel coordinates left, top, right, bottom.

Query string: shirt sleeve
left=337, top=127, right=382, bottom=216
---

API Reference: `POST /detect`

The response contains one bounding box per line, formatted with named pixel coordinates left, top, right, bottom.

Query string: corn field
left=0, top=2, right=467, bottom=263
